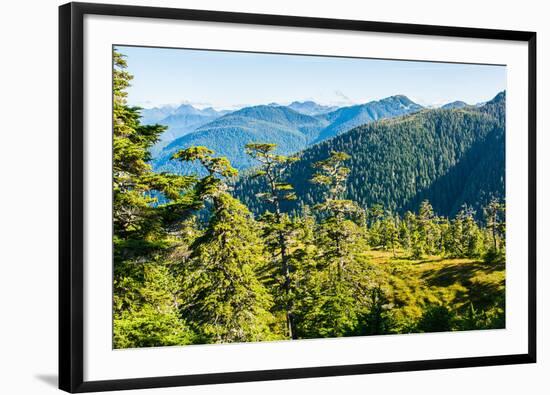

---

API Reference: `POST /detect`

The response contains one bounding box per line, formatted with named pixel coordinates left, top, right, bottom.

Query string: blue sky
left=116, top=45, right=506, bottom=110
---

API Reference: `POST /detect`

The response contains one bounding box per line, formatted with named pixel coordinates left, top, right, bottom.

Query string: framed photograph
left=59, top=2, right=536, bottom=392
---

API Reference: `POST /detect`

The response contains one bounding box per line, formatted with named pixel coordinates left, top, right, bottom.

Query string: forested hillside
left=234, top=92, right=505, bottom=219
left=152, top=105, right=325, bottom=173
left=313, top=94, right=423, bottom=142
left=152, top=96, right=423, bottom=174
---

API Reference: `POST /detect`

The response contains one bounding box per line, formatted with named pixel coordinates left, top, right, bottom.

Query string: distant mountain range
left=441, top=100, right=469, bottom=110
left=153, top=105, right=324, bottom=172
left=151, top=95, right=424, bottom=174
left=286, top=101, right=339, bottom=116
left=313, top=95, right=422, bottom=143
left=140, top=104, right=231, bottom=145
left=234, top=91, right=505, bottom=219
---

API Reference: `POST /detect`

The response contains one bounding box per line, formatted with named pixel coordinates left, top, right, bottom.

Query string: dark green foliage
left=113, top=264, right=196, bottom=348
left=357, top=286, right=394, bottom=335
left=456, top=302, right=504, bottom=331
left=293, top=152, right=374, bottom=338
left=443, top=205, right=484, bottom=258
left=245, top=143, right=300, bottom=338
left=172, top=146, right=278, bottom=343
left=417, top=305, right=454, bottom=333
left=234, top=93, right=505, bottom=220
left=484, top=197, right=506, bottom=261
left=112, top=49, right=201, bottom=348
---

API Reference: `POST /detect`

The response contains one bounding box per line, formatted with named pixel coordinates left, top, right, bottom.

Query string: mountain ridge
left=140, top=104, right=231, bottom=145
left=152, top=95, right=423, bottom=174
left=313, top=95, right=423, bottom=142
left=287, top=100, right=339, bottom=116
left=441, top=100, right=469, bottom=110
left=234, top=91, right=505, bottom=219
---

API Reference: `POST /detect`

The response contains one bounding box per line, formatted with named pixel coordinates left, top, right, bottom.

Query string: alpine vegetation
left=113, top=48, right=506, bottom=348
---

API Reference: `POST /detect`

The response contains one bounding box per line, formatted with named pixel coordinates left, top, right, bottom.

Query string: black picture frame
left=59, top=2, right=537, bottom=393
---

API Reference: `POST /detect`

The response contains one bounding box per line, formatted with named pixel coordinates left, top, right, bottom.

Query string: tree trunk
left=272, top=191, right=296, bottom=339
left=278, top=228, right=296, bottom=339
left=492, top=213, right=498, bottom=252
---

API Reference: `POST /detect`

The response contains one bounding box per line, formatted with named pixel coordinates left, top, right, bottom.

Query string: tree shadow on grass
left=415, top=257, right=447, bottom=265
left=466, top=280, right=505, bottom=310
left=421, top=260, right=505, bottom=287
left=421, top=260, right=505, bottom=310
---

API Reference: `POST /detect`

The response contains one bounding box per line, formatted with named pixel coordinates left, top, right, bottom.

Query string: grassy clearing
left=365, top=250, right=505, bottom=332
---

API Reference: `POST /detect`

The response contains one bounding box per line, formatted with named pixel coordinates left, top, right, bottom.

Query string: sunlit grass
left=362, top=249, right=505, bottom=332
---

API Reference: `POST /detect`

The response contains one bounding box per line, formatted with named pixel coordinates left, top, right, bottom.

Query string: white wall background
left=0, top=0, right=546, bottom=393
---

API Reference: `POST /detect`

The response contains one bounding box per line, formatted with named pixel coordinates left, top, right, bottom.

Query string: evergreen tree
left=304, top=152, right=371, bottom=337
left=279, top=205, right=320, bottom=339
left=442, top=205, right=483, bottom=258
left=484, top=198, right=506, bottom=255
left=398, top=213, right=413, bottom=252
left=418, top=200, right=439, bottom=255
left=358, top=285, right=394, bottom=335
left=380, top=214, right=400, bottom=257
left=311, top=152, right=365, bottom=279
left=366, top=204, right=385, bottom=247
left=245, top=143, right=299, bottom=339
left=113, top=50, right=198, bottom=244
left=173, top=147, right=278, bottom=343
left=403, top=211, right=424, bottom=259
left=417, top=305, right=454, bottom=332
left=112, top=49, right=199, bottom=348
left=114, top=263, right=195, bottom=348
